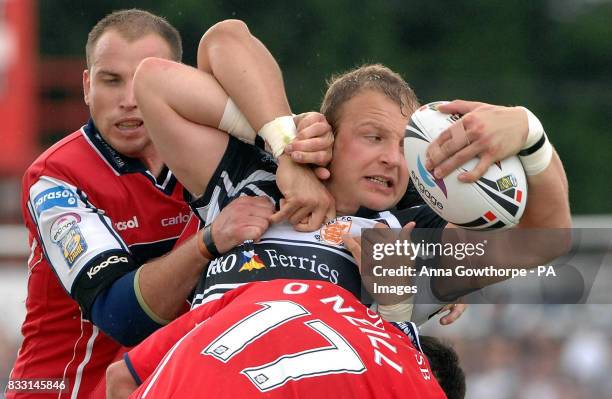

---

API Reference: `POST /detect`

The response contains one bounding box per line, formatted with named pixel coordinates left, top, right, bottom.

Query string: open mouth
left=115, top=120, right=143, bottom=130
left=366, top=176, right=392, bottom=188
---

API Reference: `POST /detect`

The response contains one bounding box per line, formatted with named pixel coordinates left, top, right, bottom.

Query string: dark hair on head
left=86, top=8, right=182, bottom=68
left=320, top=64, right=419, bottom=132
left=420, top=335, right=466, bottom=399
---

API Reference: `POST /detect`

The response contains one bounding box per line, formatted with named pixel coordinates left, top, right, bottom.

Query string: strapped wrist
left=517, top=107, right=553, bottom=176
left=258, top=115, right=297, bottom=158
left=197, top=224, right=221, bottom=260
left=219, top=98, right=256, bottom=144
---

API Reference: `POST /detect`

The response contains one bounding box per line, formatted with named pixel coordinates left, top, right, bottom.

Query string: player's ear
left=83, top=69, right=91, bottom=106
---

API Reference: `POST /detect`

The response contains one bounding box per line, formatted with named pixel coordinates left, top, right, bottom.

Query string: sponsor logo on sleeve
left=50, top=213, right=87, bottom=268
left=87, top=255, right=129, bottom=279
left=34, top=186, right=78, bottom=216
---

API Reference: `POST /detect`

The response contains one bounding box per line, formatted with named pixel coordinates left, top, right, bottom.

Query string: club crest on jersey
left=50, top=213, right=87, bottom=268
left=239, top=250, right=266, bottom=272
left=34, top=186, right=78, bottom=216
left=315, top=217, right=352, bottom=246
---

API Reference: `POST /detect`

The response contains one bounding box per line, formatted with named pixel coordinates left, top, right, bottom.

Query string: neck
left=325, top=181, right=359, bottom=217
left=331, top=194, right=359, bottom=217
left=138, top=147, right=164, bottom=177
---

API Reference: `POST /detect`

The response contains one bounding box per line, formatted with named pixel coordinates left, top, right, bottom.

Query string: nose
left=120, top=78, right=138, bottom=110
left=380, top=141, right=403, bottom=167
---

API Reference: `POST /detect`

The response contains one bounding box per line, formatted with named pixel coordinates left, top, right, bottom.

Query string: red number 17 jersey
left=126, top=279, right=446, bottom=398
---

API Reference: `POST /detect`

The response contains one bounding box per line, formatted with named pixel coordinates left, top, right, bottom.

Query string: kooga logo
left=87, top=255, right=129, bottom=279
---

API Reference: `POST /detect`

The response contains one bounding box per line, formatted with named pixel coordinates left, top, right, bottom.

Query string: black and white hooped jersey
left=189, top=137, right=446, bottom=308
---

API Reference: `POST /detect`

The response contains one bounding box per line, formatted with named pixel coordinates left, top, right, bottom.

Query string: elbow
left=201, top=19, right=251, bottom=46
left=106, top=361, right=122, bottom=394
left=106, top=360, right=136, bottom=399
left=89, top=271, right=164, bottom=347
left=198, top=19, right=251, bottom=68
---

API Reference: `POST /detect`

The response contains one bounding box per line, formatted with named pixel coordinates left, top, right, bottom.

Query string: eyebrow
left=96, top=70, right=121, bottom=78
left=355, top=121, right=391, bottom=135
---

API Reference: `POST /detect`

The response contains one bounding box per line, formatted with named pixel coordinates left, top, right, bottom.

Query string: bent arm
left=106, top=359, right=139, bottom=399
left=437, top=109, right=571, bottom=297
left=134, top=20, right=334, bottom=231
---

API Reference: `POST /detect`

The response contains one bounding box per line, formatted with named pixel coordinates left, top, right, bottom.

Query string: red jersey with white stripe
left=9, top=120, right=191, bottom=398
left=127, top=279, right=446, bottom=399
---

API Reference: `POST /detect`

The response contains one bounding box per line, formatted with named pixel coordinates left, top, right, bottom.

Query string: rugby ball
left=404, top=102, right=527, bottom=229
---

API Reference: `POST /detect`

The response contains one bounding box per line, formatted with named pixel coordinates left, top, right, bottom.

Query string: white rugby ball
left=404, top=101, right=527, bottom=229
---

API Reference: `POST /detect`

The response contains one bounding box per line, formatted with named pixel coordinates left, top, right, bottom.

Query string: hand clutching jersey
left=189, top=138, right=447, bottom=309
left=10, top=120, right=190, bottom=398
left=126, top=279, right=447, bottom=398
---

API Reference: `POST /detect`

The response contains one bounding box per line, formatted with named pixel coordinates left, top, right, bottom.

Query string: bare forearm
left=138, top=235, right=208, bottom=321
left=518, top=151, right=571, bottom=229
left=198, top=19, right=291, bottom=130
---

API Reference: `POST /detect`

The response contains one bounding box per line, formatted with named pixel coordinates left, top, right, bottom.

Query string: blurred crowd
left=424, top=304, right=612, bottom=399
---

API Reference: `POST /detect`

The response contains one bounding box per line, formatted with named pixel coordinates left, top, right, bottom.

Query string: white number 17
left=202, top=300, right=366, bottom=392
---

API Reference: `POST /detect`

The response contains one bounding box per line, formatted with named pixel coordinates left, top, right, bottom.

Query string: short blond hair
left=86, top=9, right=182, bottom=68
left=321, top=64, right=419, bottom=131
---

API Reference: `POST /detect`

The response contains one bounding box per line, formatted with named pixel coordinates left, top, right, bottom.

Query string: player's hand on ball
left=426, top=100, right=528, bottom=183
left=271, top=155, right=335, bottom=232
left=211, top=196, right=275, bottom=253
left=288, top=112, right=334, bottom=180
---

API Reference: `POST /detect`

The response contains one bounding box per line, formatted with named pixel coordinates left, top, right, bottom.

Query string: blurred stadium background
left=0, top=0, right=610, bottom=397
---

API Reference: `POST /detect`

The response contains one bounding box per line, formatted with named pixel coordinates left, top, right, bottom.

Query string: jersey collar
left=83, top=119, right=178, bottom=194
left=355, top=207, right=379, bottom=218
left=83, top=119, right=149, bottom=174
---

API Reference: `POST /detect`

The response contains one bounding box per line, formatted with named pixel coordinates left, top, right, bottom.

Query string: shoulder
left=24, top=127, right=102, bottom=185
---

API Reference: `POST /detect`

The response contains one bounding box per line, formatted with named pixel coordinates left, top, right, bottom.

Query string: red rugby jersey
left=9, top=120, right=191, bottom=398
left=127, top=279, right=446, bottom=399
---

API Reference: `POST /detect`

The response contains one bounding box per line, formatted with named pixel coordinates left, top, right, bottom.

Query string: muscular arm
left=197, top=19, right=291, bottom=132
left=137, top=196, right=276, bottom=322
left=134, top=20, right=333, bottom=230
left=136, top=233, right=208, bottom=322
left=426, top=103, right=571, bottom=295
left=515, top=150, right=570, bottom=230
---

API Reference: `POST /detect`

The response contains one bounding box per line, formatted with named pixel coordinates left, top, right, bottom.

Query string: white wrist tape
left=258, top=115, right=297, bottom=158
left=376, top=300, right=415, bottom=323
left=218, top=98, right=256, bottom=144
left=518, top=107, right=553, bottom=176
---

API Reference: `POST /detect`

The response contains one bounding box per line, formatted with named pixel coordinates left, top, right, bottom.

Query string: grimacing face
left=83, top=30, right=174, bottom=159
left=325, top=89, right=409, bottom=215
